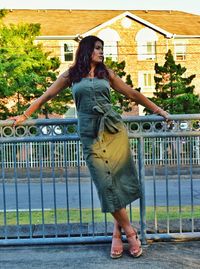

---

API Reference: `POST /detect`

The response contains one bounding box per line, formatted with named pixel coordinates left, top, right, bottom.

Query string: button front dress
left=72, top=78, right=141, bottom=213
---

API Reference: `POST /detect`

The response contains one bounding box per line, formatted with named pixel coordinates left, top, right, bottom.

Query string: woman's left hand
left=156, top=108, right=171, bottom=124
left=158, top=109, right=169, bottom=119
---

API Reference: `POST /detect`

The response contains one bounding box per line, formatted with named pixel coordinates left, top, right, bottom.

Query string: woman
left=12, top=35, right=169, bottom=259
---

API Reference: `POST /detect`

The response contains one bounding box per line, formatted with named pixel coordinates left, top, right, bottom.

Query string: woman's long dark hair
left=68, top=35, right=109, bottom=85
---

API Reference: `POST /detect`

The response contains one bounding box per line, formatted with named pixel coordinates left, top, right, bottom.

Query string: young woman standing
left=12, top=35, right=169, bottom=259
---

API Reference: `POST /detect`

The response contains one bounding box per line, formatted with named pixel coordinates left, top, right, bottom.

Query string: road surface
left=1, top=178, right=200, bottom=210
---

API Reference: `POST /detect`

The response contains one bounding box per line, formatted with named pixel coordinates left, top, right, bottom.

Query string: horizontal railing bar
left=0, top=135, right=79, bottom=144
left=1, top=131, right=199, bottom=144
left=1, top=114, right=200, bottom=127
left=1, top=232, right=200, bottom=246
left=123, top=114, right=200, bottom=122
left=145, top=232, right=200, bottom=242
left=0, top=118, right=77, bottom=127
left=128, top=131, right=200, bottom=138
left=0, top=236, right=113, bottom=246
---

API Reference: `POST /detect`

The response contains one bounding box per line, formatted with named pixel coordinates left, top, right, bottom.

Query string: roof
left=2, top=9, right=200, bottom=37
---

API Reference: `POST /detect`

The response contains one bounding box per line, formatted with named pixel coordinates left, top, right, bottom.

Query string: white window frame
left=137, top=41, right=156, bottom=60
left=138, top=71, right=155, bottom=94
left=60, top=41, right=75, bottom=62
left=136, top=28, right=158, bottom=61
left=98, top=28, right=120, bottom=61
left=104, top=41, right=118, bottom=61
left=174, top=41, right=186, bottom=61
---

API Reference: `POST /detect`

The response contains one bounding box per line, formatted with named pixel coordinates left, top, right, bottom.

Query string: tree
left=0, top=14, right=138, bottom=119
left=105, top=57, right=140, bottom=114
left=145, top=49, right=200, bottom=114
left=0, top=21, right=72, bottom=119
left=0, top=9, right=8, bottom=20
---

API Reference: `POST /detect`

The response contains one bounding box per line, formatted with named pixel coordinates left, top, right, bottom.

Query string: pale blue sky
left=0, top=0, right=200, bottom=15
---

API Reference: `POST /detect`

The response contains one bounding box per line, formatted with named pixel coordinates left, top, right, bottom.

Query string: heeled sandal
left=110, top=234, right=123, bottom=259
left=127, top=229, right=143, bottom=258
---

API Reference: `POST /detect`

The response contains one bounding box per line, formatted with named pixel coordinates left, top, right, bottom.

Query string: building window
left=138, top=41, right=156, bottom=60
left=144, top=73, right=154, bottom=87
left=61, top=42, right=75, bottom=62
left=138, top=71, right=155, bottom=94
left=98, top=28, right=120, bottom=61
left=64, top=43, right=73, bottom=61
left=136, top=28, right=158, bottom=60
left=174, top=42, right=186, bottom=61
left=104, top=41, right=118, bottom=61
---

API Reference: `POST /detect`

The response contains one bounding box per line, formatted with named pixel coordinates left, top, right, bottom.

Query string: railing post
left=138, top=137, right=147, bottom=245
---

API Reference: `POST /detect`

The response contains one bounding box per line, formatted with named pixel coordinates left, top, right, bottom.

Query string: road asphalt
left=0, top=240, right=200, bottom=269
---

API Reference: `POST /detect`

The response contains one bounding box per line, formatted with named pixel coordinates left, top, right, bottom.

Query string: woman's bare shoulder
left=60, top=70, right=71, bottom=86
left=61, top=70, right=69, bottom=79
left=106, top=68, right=119, bottom=82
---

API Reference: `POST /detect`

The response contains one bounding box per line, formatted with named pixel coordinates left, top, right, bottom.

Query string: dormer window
left=136, top=28, right=158, bottom=60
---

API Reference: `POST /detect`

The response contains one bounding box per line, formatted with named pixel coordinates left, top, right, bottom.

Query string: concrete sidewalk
left=0, top=241, right=200, bottom=269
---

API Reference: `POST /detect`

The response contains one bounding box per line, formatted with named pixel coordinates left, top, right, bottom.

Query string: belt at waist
left=78, top=104, right=122, bottom=136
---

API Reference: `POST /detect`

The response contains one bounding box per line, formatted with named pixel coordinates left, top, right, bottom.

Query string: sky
left=0, top=0, right=200, bottom=15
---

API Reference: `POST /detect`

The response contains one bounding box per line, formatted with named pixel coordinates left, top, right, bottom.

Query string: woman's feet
left=110, top=234, right=123, bottom=259
left=127, top=229, right=143, bottom=258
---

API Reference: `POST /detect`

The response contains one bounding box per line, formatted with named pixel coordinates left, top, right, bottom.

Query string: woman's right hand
left=10, top=114, right=28, bottom=127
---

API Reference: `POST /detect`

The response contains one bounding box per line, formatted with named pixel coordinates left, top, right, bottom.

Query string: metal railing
left=0, top=114, right=200, bottom=245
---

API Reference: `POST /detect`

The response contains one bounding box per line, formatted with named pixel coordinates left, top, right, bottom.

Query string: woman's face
left=91, top=41, right=104, bottom=64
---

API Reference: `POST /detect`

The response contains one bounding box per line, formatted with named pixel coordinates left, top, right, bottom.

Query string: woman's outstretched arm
left=11, top=71, right=70, bottom=125
left=108, top=69, right=169, bottom=119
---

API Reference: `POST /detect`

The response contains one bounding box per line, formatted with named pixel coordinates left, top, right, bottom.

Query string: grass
left=0, top=206, right=200, bottom=225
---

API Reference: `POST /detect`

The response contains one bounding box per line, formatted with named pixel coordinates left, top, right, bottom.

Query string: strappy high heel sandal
left=127, top=229, right=143, bottom=258
left=110, top=234, right=123, bottom=259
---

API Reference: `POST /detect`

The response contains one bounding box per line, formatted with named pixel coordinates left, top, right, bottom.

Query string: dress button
left=103, top=150, right=106, bottom=153
left=105, top=160, right=108, bottom=163
left=107, top=171, right=111, bottom=175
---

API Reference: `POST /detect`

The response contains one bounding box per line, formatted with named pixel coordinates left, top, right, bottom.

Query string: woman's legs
left=113, top=218, right=121, bottom=236
left=110, top=219, right=123, bottom=258
left=112, top=208, right=134, bottom=235
left=111, top=208, right=142, bottom=257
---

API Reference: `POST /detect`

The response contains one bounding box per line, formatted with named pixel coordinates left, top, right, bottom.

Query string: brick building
left=3, top=9, right=200, bottom=114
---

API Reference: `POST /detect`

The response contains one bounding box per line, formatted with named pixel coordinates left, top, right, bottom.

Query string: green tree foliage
left=0, top=21, right=72, bottom=119
left=145, top=49, right=200, bottom=114
left=0, top=9, right=8, bottom=20
left=105, top=58, right=140, bottom=114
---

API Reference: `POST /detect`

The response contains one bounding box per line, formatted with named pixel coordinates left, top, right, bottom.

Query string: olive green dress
left=72, top=78, right=141, bottom=213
